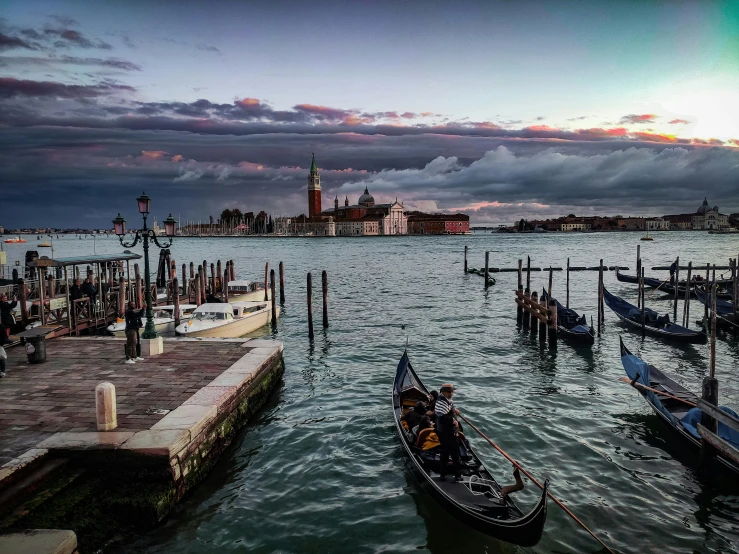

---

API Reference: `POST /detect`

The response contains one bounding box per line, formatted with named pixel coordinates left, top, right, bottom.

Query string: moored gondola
left=694, top=288, right=737, bottom=324
left=392, top=351, right=548, bottom=546
left=619, top=338, right=739, bottom=475
left=616, top=270, right=732, bottom=299
left=541, top=289, right=595, bottom=345
left=603, top=287, right=707, bottom=344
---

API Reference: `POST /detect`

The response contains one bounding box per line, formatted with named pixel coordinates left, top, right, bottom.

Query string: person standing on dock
left=435, top=383, right=462, bottom=482
left=124, top=301, right=144, bottom=365
left=0, top=294, right=17, bottom=337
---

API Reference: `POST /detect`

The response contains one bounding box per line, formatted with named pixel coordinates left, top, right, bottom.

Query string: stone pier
left=0, top=336, right=284, bottom=551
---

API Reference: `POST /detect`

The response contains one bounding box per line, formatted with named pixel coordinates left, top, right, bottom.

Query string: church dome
left=697, top=197, right=710, bottom=214
left=358, top=186, right=375, bottom=206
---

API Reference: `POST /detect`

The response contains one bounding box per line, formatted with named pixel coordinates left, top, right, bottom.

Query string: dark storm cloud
left=0, top=31, right=38, bottom=51
left=0, top=77, right=134, bottom=99
left=45, top=28, right=113, bottom=50
left=1, top=55, right=142, bottom=71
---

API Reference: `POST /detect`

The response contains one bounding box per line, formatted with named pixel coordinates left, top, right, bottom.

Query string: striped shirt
left=435, top=394, right=454, bottom=418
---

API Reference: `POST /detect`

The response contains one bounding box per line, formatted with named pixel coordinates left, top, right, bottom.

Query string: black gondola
left=603, top=287, right=707, bottom=344
left=540, top=289, right=595, bottom=345
left=619, top=337, right=739, bottom=474
left=694, top=288, right=737, bottom=324
left=616, top=270, right=732, bottom=299
left=392, top=351, right=548, bottom=546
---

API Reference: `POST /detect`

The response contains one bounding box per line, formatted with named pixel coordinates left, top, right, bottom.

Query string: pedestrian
left=70, top=279, right=83, bottom=302
left=0, top=293, right=18, bottom=337
left=81, top=278, right=98, bottom=305
left=124, top=301, right=144, bottom=365
left=0, top=322, right=7, bottom=377
left=435, top=383, right=462, bottom=482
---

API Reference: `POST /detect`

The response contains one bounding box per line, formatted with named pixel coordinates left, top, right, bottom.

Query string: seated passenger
left=416, top=417, right=440, bottom=451
left=427, top=390, right=439, bottom=420
left=402, top=401, right=426, bottom=432
left=500, top=465, right=524, bottom=500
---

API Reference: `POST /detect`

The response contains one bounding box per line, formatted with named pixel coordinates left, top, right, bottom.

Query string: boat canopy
left=194, top=303, right=233, bottom=314
left=27, top=251, right=142, bottom=267
left=228, top=280, right=253, bottom=288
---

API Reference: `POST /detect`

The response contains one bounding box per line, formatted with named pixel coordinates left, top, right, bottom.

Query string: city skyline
left=1, top=0, right=738, bottom=227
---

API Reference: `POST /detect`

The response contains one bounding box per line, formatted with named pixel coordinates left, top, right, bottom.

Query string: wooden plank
left=653, top=265, right=730, bottom=271
left=697, top=399, right=739, bottom=433
left=697, top=423, right=739, bottom=465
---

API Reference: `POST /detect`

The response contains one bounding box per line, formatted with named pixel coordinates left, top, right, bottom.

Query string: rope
left=458, top=413, right=616, bottom=554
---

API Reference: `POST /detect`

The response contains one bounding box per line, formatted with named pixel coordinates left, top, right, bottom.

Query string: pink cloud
left=401, top=112, right=416, bottom=119
left=171, top=154, right=183, bottom=162
left=141, top=150, right=168, bottom=159
left=668, top=118, right=690, bottom=125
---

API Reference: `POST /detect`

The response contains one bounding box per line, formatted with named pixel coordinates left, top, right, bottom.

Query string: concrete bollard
left=96, top=382, right=117, bottom=431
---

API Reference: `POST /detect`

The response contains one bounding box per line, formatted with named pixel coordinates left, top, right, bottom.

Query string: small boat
left=619, top=338, right=739, bottom=474
left=175, top=301, right=278, bottom=337
left=541, top=290, right=595, bottom=345
left=640, top=232, right=653, bottom=241
left=392, top=351, right=548, bottom=546
left=38, top=241, right=52, bottom=248
left=107, top=304, right=198, bottom=337
left=4, top=236, right=26, bottom=244
left=226, top=279, right=270, bottom=302
left=603, top=287, right=707, bottom=344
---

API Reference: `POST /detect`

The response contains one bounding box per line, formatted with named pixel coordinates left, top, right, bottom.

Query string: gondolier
left=435, top=383, right=462, bottom=482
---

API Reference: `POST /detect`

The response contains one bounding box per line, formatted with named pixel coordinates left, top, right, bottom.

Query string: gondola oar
left=617, top=377, right=696, bottom=407
left=647, top=278, right=670, bottom=300
left=458, top=413, right=616, bottom=554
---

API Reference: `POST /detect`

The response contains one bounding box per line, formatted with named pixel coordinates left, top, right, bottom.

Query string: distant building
left=662, top=214, right=693, bottom=230
left=325, top=187, right=407, bottom=235
left=645, top=217, right=668, bottom=231
left=691, top=198, right=728, bottom=230
left=561, top=220, right=591, bottom=232
left=406, top=212, right=470, bottom=234
left=617, top=217, right=646, bottom=231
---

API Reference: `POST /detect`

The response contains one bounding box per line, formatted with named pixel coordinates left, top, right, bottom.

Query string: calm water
left=5, top=232, right=739, bottom=553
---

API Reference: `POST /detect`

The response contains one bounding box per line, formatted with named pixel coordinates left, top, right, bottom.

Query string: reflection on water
left=10, top=232, right=739, bottom=553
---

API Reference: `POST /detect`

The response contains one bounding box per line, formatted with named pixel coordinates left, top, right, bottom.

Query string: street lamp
left=113, top=192, right=176, bottom=340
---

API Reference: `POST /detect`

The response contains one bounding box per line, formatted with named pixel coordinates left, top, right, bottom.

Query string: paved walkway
left=0, top=338, right=248, bottom=465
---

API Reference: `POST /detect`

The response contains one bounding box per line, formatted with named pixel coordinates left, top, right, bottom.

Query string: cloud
left=1, top=55, right=142, bottom=71
left=196, top=44, right=221, bottom=53
left=45, top=28, right=113, bottom=50
left=0, top=31, right=38, bottom=51
left=619, top=113, right=658, bottom=124
left=0, top=77, right=134, bottom=99
left=668, top=119, right=690, bottom=125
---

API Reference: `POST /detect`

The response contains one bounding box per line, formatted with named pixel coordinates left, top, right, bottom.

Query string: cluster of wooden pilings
left=515, top=258, right=558, bottom=350
left=305, top=270, right=329, bottom=339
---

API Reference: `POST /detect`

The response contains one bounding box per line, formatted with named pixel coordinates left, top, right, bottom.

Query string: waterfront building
left=645, top=217, right=668, bottom=231
left=617, top=217, right=647, bottom=231
left=662, top=214, right=693, bottom=230
left=561, top=221, right=592, bottom=232
left=691, top=198, right=728, bottom=230
left=324, top=187, right=408, bottom=235
left=406, top=212, right=470, bottom=234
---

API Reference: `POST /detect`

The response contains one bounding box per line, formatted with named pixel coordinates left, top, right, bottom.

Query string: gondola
left=540, top=289, right=595, bottom=345
left=619, top=338, right=739, bottom=474
left=393, top=351, right=548, bottom=546
left=616, top=270, right=732, bottom=299
left=694, top=288, right=737, bottom=324
left=603, top=287, right=707, bottom=344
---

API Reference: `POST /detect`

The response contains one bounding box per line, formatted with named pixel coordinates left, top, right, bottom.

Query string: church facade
left=691, top=198, right=728, bottom=230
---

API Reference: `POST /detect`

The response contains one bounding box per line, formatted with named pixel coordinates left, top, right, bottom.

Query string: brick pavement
left=0, top=338, right=250, bottom=465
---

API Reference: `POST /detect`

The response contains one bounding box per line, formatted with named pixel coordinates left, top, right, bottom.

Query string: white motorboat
left=175, top=301, right=279, bottom=338
left=107, top=304, right=198, bottom=337
left=226, top=279, right=270, bottom=302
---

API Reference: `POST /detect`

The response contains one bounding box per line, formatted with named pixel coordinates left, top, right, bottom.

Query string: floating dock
left=0, top=336, right=284, bottom=551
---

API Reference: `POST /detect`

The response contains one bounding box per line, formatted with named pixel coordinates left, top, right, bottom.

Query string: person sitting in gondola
left=416, top=417, right=441, bottom=451
left=435, top=383, right=462, bottom=482
left=402, top=401, right=427, bottom=435
left=500, top=465, right=524, bottom=500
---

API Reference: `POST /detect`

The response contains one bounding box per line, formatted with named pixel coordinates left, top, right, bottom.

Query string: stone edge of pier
left=0, top=337, right=285, bottom=550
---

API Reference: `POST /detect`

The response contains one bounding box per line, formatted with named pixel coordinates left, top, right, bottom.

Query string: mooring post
left=597, top=259, right=604, bottom=335
left=217, top=260, right=223, bottom=296
left=530, top=291, right=539, bottom=338
left=210, top=263, right=216, bottom=297
left=538, top=293, right=546, bottom=343
left=173, top=277, right=181, bottom=326
left=673, top=256, right=680, bottom=322
left=522, top=287, right=530, bottom=329
left=548, top=298, right=558, bottom=349
left=526, top=256, right=531, bottom=292
left=733, top=257, right=738, bottom=330
left=641, top=267, right=646, bottom=338
left=484, top=251, right=490, bottom=288
left=18, top=278, right=29, bottom=322
left=194, top=275, right=202, bottom=307
left=699, top=282, right=719, bottom=473
left=683, top=262, right=692, bottom=326
left=322, top=270, right=329, bottom=328
left=224, top=270, right=229, bottom=303
left=464, top=245, right=468, bottom=274
left=636, top=246, right=641, bottom=308
left=307, top=272, right=314, bottom=339
left=197, top=265, right=204, bottom=304
left=95, top=382, right=117, bottom=432
left=704, top=263, right=710, bottom=323
left=230, top=259, right=236, bottom=282
left=566, top=257, right=570, bottom=309
left=279, top=261, right=285, bottom=304
left=547, top=266, right=553, bottom=299
left=264, top=262, right=269, bottom=301
left=118, top=276, right=125, bottom=315
left=181, top=263, right=187, bottom=299
left=270, top=269, right=277, bottom=327
left=516, top=259, right=523, bottom=326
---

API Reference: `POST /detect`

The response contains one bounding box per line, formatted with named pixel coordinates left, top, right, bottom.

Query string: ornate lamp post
left=113, top=192, right=177, bottom=340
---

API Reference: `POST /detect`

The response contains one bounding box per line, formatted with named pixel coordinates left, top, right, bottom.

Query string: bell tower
left=308, top=153, right=321, bottom=218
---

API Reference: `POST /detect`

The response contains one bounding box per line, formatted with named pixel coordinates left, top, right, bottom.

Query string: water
left=5, top=232, right=739, bottom=553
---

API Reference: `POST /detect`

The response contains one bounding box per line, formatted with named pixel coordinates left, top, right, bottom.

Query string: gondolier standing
left=435, top=383, right=462, bottom=482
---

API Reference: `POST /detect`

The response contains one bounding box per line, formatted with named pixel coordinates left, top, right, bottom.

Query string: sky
left=1, top=0, right=738, bottom=227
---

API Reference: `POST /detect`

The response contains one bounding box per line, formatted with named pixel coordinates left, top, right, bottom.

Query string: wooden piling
left=640, top=267, right=646, bottom=338
left=224, top=270, right=229, bottom=303
left=673, top=256, right=680, bottom=322
left=683, top=262, right=692, bottom=326
left=566, top=257, right=570, bottom=309
left=548, top=298, right=558, bottom=349
left=526, top=256, right=531, bottom=292
left=484, top=251, right=490, bottom=288
left=118, top=276, right=125, bottom=315
left=636, top=246, right=641, bottom=308
left=173, top=277, right=181, bottom=326
left=547, top=266, right=553, bottom=299
left=279, top=261, right=285, bottom=303
left=597, top=259, right=604, bottom=335
left=464, top=246, right=468, bottom=274
left=733, top=257, right=738, bottom=329
left=270, top=269, right=277, bottom=326
left=210, top=263, right=216, bottom=298
left=307, top=272, right=314, bottom=339
left=699, top=283, right=719, bottom=472
left=197, top=265, right=204, bottom=304
left=322, top=270, right=329, bottom=328
left=530, top=291, right=539, bottom=338
left=516, top=259, right=523, bottom=325
left=704, top=263, right=710, bottom=323
left=217, top=260, right=222, bottom=295
left=264, top=262, right=269, bottom=301
left=538, top=293, right=546, bottom=343
left=522, top=287, right=530, bottom=329
left=38, top=269, right=46, bottom=325
left=194, top=275, right=202, bottom=307
left=181, top=263, right=187, bottom=298
left=230, top=259, right=236, bottom=282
